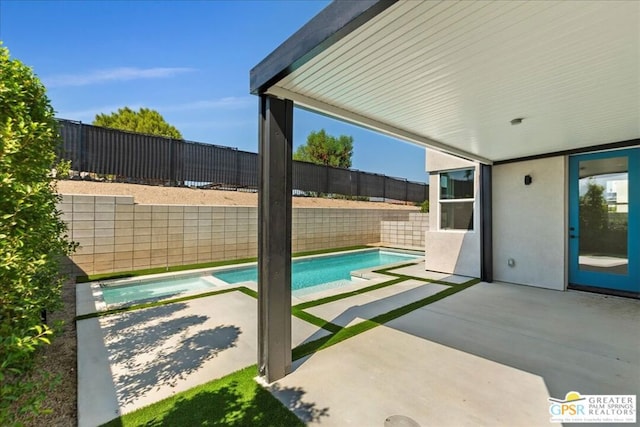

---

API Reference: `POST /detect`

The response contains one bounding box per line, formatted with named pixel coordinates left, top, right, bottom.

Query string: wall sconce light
left=524, top=175, right=532, bottom=185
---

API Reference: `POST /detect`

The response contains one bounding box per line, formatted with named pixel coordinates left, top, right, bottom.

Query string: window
left=439, top=168, right=474, bottom=230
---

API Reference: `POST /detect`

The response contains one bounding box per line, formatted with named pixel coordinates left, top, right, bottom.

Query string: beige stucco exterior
left=425, top=151, right=481, bottom=278
left=492, top=157, right=567, bottom=290
left=426, top=150, right=568, bottom=290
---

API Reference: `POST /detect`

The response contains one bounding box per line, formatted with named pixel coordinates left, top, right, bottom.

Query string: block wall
left=380, top=212, right=428, bottom=249
left=57, top=194, right=411, bottom=276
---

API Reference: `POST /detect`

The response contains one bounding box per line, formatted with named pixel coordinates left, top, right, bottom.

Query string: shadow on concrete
left=268, top=382, right=330, bottom=423
left=101, top=303, right=208, bottom=365
left=384, top=282, right=640, bottom=398
left=99, top=302, right=241, bottom=407
left=295, top=279, right=639, bottom=403
left=291, top=282, right=446, bottom=369
left=324, top=284, right=445, bottom=328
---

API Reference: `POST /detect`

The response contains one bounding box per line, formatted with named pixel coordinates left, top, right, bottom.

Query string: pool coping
left=76, top=247, right=424, bottom=317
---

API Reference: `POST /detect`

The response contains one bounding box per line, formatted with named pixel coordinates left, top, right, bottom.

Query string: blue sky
left=0, top=1, right=428, bottom=183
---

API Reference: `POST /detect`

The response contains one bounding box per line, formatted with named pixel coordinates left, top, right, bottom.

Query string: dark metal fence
left=56, top=119, right=428, bottom=202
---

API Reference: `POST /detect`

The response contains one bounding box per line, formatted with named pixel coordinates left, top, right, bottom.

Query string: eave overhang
left=251, top=0, right=640, bottom=164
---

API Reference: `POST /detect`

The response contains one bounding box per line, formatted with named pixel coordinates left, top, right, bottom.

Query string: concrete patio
left=77, top=262, right=639, bottom=426
left=271, top=281, right=639, bottom=426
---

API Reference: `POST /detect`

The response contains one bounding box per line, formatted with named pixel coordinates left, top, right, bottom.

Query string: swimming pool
left=213, top=250, right=417, bottom=290
left=99, top=248, right=421, bottom=305
left=100, top=276, right=216, bottom=305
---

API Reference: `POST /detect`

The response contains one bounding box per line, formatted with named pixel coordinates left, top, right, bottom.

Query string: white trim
left=437, top=167, right=476, bottom=232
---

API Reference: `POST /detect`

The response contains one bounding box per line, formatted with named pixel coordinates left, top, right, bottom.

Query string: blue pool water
left=100, top=249, right=419, bottom=305
left=213, top=249, right=418, bottom=290
left=101, top=276, right=214, bottom=305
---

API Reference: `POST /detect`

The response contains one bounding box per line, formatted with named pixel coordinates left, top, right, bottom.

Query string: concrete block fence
left=380, top=212, right=428, bottom=249
left=57, top=194, right=413, bottom=276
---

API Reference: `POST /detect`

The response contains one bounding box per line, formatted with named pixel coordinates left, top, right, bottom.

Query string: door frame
left=568, top=148, right=639, bottom=294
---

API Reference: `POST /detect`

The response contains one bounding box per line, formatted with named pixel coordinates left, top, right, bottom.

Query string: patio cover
left=249, top=0, right=640, bottom=382
left=251, top=0, right=640, bottom=163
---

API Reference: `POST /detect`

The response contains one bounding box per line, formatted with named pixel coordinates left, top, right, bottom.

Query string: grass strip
left=377, top=271, right=460, bottom=286
left=366, top=278, right=480, bottom=325
left=75, top=286, right=254, bottom=320
left=291, top=309, right=343, bottom=334
left=292, top=319, right=379, bottom=361
left=372, top=263, right=462, bottom=287
left=236, top=287, right=258, bottom=299
left=100, top=365, right=305, bottom=427
left=293, top=276, right=407, bottom=310
left=372, top=262, right=421, bottom=273
left=292, top=278, right=480, bottom=361
left=235, top=283, right=343, bottom=333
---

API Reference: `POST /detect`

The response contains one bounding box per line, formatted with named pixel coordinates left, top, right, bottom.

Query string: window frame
left=438, top=167, right=476, bottom=232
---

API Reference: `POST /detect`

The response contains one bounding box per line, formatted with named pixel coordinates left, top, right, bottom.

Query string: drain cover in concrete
left=384, top=415, right=421, bottom=427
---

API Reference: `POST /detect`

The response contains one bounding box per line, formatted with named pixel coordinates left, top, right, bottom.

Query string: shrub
left=419, top=200, right=429, bottom=213
left=0, top=44, right=75, bottom=423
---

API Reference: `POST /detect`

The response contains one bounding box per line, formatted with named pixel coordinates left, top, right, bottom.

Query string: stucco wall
left=57, top=194, right=410, bottom=276
left=425, top=152, right=481, bottom=277
left=492, top=156, right=566, bottom=290
left=426, top=150, right=476, bottom=172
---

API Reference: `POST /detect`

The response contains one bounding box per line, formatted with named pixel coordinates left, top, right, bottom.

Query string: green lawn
left=101, top=366, right=304, bottom=427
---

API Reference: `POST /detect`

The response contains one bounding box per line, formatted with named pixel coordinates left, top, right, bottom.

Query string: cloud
left=43, top=67, right=195, bottom=87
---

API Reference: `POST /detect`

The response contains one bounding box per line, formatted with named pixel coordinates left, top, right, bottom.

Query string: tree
left=93, top=107, right=182, bottom=139
left=0, top=45, right=75, bottom=422
left=293, top=129, right=353, bottom=168
left=579, top=179, right=608, bottom=252
left=580, top=180, right=608, bottom=231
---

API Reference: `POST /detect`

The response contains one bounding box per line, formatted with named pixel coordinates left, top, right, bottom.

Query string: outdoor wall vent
left=510, top=117, right=524, bottom=125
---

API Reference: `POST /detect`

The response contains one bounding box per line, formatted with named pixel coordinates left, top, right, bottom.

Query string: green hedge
left=0, top=44, right=76, bottom=423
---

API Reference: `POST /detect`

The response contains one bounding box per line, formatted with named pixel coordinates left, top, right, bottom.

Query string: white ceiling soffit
left=266, top=0, right=640, bottom=163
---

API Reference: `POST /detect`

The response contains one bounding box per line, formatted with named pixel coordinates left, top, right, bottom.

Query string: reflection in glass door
left=569, top=149, right=639, bottom=294
left=577, top=157, right=628, bottom=274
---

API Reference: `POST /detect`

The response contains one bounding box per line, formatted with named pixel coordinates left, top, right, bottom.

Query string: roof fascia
left=250, top=0, right=395, bottom=95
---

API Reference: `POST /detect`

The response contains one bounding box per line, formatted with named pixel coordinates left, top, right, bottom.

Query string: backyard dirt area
left=55, top=180, right=420, bottom=209
left=14, top=281, right=76, bottom=427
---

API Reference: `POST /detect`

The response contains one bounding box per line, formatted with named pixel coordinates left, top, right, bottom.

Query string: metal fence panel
left=407, top=181, right=428, bottom=202
left=237, top=150, right=258, bottom=188
left=55, top=119, right=428, bottom=201
left=384, top=176, right=407, bottom=201
left=358, top=172, right=386, bottom=198
left=293, top=161, right=327, bottom=193
left=327, top=167, right=356, bottom=196
left=57, top=119, right=83, bottom=169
